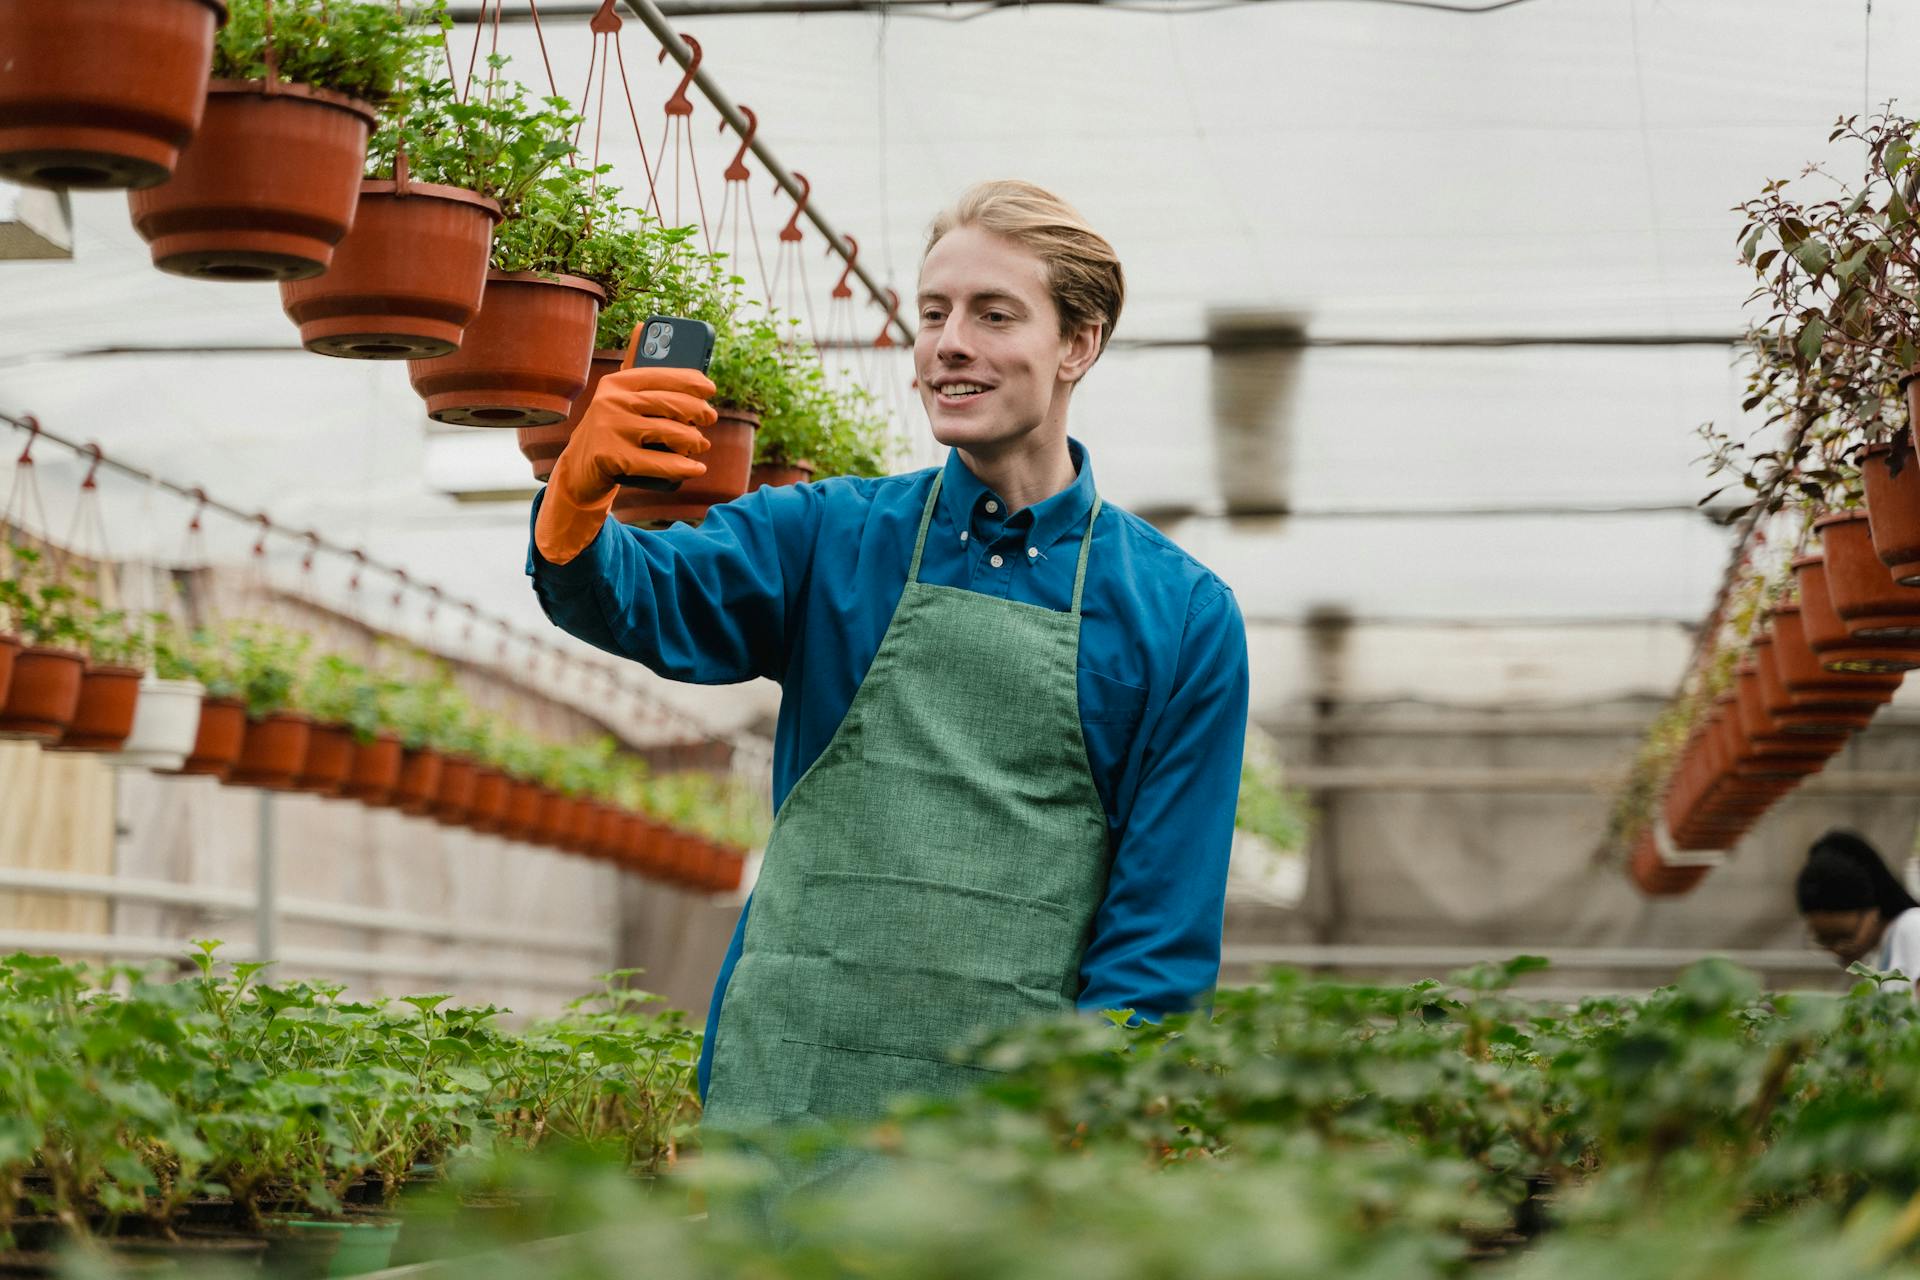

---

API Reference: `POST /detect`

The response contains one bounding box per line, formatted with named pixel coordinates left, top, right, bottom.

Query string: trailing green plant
left=641, top=770, right=769, bottom=850
left=213, top=0, right=441, bottom=107
left=490, top=166, right=627, bottom=282
left=366, top=59, right=580, bottom=209
left=0, top=543, right=84, bottom=650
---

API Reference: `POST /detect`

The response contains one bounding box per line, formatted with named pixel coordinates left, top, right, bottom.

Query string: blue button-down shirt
left=526, top=439, right=1249, bottom=1097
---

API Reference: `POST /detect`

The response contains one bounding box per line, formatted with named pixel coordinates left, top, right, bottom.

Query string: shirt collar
left=938, top=438, right=1098, bottom=551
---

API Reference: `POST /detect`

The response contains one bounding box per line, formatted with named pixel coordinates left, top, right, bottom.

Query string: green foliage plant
left=214, top=0, right=440, bottom=107
left=300, top=653, right=383, bottom=740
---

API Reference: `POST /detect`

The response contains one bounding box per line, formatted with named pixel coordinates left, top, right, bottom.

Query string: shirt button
left=985, top=500, right=999, bottom=514
left=1026, top=547, right=1039, bottom=559
left=960, top=531, right=969, bottom=543
left=990, top=554, right=1004, bottom=568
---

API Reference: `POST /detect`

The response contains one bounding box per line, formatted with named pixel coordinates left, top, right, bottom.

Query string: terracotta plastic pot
left=167, top=695, right=247, bottom=777
left=0, top=646, right=85, bottom=741
left=340, top=732, right=402, bottom=804
left=1819, top=511, right=1920, bottom=643
left=1768, top=601, right=1905, bottom=702
left=48, top=664, right=145, bottom=752
left=431, top=756, right=478, bottom=826
left=590, top=804, right=629, bottom=860
left=227, top=712, right=313, bottom=790
left=0, top=633, right=16, bottom=707
left=1733, top=660, right=1849, bottom=760
left=394, top=748, right=445, bottom=814
left=1792, top=554, right=1920, bottom=673
left=710, top=846, right=747, bottom=894
left=1629, top=830, right=1712, bottom=897
left=280, top=179, right=502, bottom=359
left=128, top=81, right=377, bottom=281
left=408, top=271, right=604, bottom=426
left=500, top=778, right=542, bottom=842
left=465, top=766, right=510, bottom=834
left=111, top=676, right=205, bottom=772
left=1752, top=631, right=1878, bottom=735
left=292, top=722, right=355, bottom=793
left=537, top=791, right=576, bottom=848
left=0, top=0, right=226, bottom=191
left=517, top=350, right=622, bottom=482
left=750, top=459, right=815, bottom=491
left=613, top=407, right=759, bottom=528
left=1863, top=432, right=1920, bottom=586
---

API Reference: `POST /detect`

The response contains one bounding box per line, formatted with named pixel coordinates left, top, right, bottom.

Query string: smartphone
left=615, top=316, right=717, bottom=493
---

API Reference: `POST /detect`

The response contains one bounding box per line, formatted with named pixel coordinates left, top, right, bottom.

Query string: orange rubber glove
left=535, top=365, right=718, bottom=564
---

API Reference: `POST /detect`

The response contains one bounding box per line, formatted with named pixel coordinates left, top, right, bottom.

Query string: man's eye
left=984, top=311, right=1009, bottom=323
left=921, top=310, right=945, bottom=323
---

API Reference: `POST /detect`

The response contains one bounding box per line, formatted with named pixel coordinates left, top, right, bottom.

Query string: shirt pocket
left=1078, top=669, right=1148, bottom=808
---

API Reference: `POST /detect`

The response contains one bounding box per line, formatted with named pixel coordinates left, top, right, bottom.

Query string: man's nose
left=934, top=315, right=974, bottom=361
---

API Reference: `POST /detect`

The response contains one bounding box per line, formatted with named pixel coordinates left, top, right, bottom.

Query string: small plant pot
left=1752, top=632, right=1878, bottom=735
left=0, top=645, right=85, bottom=741
left=166, top=694, right=248, bottom=777
left=535, top=789, right=574, bottom=847
left=293, top=721, right=355, bottom=793
left=111, top=676, right=206, bottom=771
left=227, top=711, right=314, bottom=789
left=1863, top=433, right=1920, bottom=586
left=750, top=458, right=815, bottom=490
left=591, top=802, right=629, bottom=859
left=393, top=747, right=444, bottom=814
left=0, top=633, right=17, bottom=707
left=259, top=1218, right=345, bottom=1280
left=562, top=797, right=603, bottom=854
left=280, top=179, right=503, bottom=359
left=613, top=406, right=759, bottom=528
left=500, top=778, right=542, bottom=841
left=517, top=349, right=623, bottom=481
left=339, top=731, right=402, bottom=804
left=711, top=846, right=747, bottom=893
left=127, top=80, right=377, bottom=281
left=408, top=271, right=604, bottom=426
left=1792, top=554, right=1920, bottom=673
left=0, top=0, right=227, bottom=191
left=1770, top=600, right=1906, bottom=700
left=1818, top=511, right=1920, bottom=643
left=465, top=765, right=510, bottom=833
left=430, top=755, right=478, bottom=826
left=1732, top=662, right=1848, bottom=759
left=45, top=662, right=144, bottom=752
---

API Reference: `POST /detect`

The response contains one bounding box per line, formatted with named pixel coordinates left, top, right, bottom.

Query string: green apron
left=703, top=472, right=1113, bottom=1132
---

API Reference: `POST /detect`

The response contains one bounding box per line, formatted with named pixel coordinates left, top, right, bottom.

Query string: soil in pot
left=166, top=695, right=248, bottom=777
left=408, top=272, right=603, bottom=426
left=281, top=179, right=502, bottom=359
left=1863, top=432, right=1920, bottom=586
left=226, top=711, right=314, bottom=789
left=127, top=81, right=376, bottom=281
left=340, top=732, right=403, bottom=804
left=0, top=0, right=226, bottom=191
left=393, top=747, right=444, bottom=814
left=293, top=722, right=355, bottom=793
left=1791, top=554, right=1920, bottom=673
left=46, top=663, right=143, bottom=752
left=0, top=646, right=84, bottom=741
left=430, top=756, right=477, bottom=826
left=517, top=349, right=622, bottom=481
left=613, top=406, right=759, bottom=528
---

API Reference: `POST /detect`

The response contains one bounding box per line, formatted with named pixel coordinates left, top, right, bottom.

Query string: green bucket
left=263, top=1215, right=401, bottom=1279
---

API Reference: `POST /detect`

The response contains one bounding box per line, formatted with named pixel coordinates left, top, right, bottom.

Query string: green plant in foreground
left=368, top=60, right=580, bottom=213
left=215, top=0, right=442, bottom=107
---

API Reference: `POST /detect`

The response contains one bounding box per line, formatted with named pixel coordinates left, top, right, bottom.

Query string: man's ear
left=1059, top=322, right=1103, bottom=386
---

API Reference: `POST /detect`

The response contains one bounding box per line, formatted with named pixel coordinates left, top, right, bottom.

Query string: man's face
left=1805, top=908, right=1881, bottom=964
left=914, top=225, right=1093, bottom=454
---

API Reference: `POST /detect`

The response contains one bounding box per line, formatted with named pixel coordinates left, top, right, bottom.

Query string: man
left=528, top=180, right=1249, bottom=1128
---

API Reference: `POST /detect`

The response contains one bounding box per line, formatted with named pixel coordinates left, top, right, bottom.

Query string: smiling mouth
left=935, top=382, right=992, bottom=402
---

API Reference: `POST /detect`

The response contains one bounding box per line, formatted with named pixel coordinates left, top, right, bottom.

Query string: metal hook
left=78, top=442, right=104, bottom=491
left=658, top=33, right=702, bottom=118
left=15, top=415, right=41, bottom=467
left=719, top=104, right=757, bottom=182
left=251, top=512, right=272, bottom=558
left=777, top=171, right=810, bottom=243
left=830, top=234, right=859, bottom=300
left=300, top=529, right=320, bottom=574
left=873, top=287, right=901, bottom=349
left=590, top=0, right=621, bottom=32
left=186, top=487, right=208, bottom=534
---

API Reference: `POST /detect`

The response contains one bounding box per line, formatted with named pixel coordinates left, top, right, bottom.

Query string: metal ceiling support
left=616, top=0, right=917, bottom=347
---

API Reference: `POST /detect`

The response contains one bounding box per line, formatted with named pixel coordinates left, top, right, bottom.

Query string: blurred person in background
left=1796, top=829, right=1920, bottom=991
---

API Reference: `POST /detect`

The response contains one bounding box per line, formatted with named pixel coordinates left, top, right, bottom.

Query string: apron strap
left=909, top=470, right=1103, bottom=613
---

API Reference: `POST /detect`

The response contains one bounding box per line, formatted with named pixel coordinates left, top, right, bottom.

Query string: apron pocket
left=790, top=870, right=1081, bottom=1066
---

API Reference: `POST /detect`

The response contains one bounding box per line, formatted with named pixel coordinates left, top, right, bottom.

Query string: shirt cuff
left=524, top=487, right=613, bottom=590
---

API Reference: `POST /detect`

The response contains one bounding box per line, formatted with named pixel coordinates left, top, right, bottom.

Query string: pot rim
left=140, top=676, right=206, bottom=696
left=482, top=269, right=608, bottom=302
left=82, top=663, right=146, bottom=679
left=356, top=178, right=504, bottom=223
left=1813, top=510, right=1871, bottom=529
left=1791, top=554, right=1823, bottom=570
left=18, top=645, right=84, bottom=663
left=250, top=709, right=314, bottom=726
left=202, top=694, right=247, bottom=711
left=197, top=0, right=232, bottom=20
left=206, top=79, right=379, bottom=129
left=714, top=403, right=763, bottom=426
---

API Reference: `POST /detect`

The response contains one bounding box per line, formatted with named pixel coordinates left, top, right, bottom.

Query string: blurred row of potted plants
left=0, top=0, right=892, bottom=527
left=0, top=547, right=767, bottom=895
left=1618, top=110, right=1920, bottom=894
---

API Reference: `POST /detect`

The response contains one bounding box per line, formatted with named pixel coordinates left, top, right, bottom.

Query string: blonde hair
left=924, top=180, right=1125, bottom=359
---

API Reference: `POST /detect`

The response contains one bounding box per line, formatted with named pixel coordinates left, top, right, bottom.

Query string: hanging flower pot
left=47, top=664, right=145, bottom=753
left=292, top=722, right=354, bottom=794
left=393, top=747, right=444, bottom=815
left=166, top=695, right=247, bottom=777
left=710, top=846, right=747, bottom=894
left=535, top=790, right=576, bottom=848
left=127, top=81, right=377, bottom=281
left=339, top=731, right=401, bottom=804
left=589, top=804, right=628, bottom=861
left=407, top=271, right=604, bottom=426
left=517, top=350, right=622, bottom=481
left=1752, top=630, right=1879, bottom=735
left=465, top=765, right=510, bottom=834
left=1818, top=511, right=1920, bottom=643
left=1732, top=660, right=1848, bottom=761
left=500, top=778, right=542, bottom=841
left=749, top=458, right=815, bottom=491
left=1862, top=432, right=1920, bottom=587
left=1767, top=601, right=1905, bottom=703
left=1791, top=554, right=1920, bottom=673
left=0, top=633, right=16, bottom=707
left=0, top=646, right=85, bottom=742
left=227, top=711, right=313, bottom=790
left=280, top=178, right=502, bottom=359
left=612, top=407, right=760, bottom=528
left=1628, top=830, right=1712, bottom=897
left=110, top=677, right=205, bottom=772
left=0, top=0, right=227, bottom=191
left=430, top=756, right=477, bottom=826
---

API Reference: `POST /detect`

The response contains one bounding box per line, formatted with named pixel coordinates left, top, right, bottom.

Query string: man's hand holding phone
left=534, top=319, right=719, bottom=565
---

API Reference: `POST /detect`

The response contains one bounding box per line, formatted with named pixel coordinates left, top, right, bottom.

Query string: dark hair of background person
left=1795, top=829, right=1920, bottom=918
